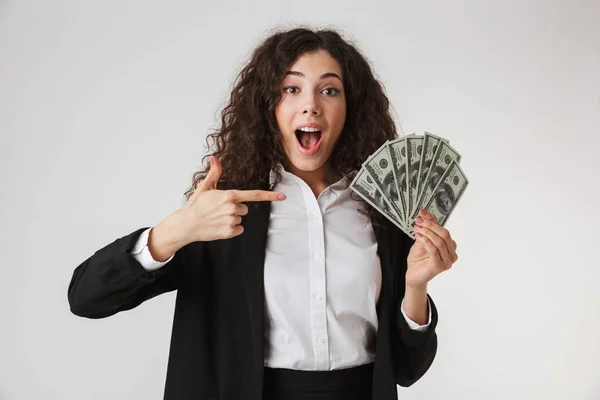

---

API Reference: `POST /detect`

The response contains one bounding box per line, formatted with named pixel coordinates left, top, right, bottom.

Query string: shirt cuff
left=400, top=297, right=432, bottom=331
left=130, top=227, right=174, bottom=271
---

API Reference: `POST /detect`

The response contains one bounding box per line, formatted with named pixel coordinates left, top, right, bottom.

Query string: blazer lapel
left=240, top=201, right=271, bottom=370
left=373, top=219, right=398, bottom=305
left=371, top=219, right=400, bottom=400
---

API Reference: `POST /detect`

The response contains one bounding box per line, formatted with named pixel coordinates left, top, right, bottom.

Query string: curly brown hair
left=183, top=26, right=400, bottom=226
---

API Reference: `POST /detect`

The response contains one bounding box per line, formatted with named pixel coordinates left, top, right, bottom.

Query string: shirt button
left=315, top=254, right=323, bottom=262
left=319, top=338, right=326, bottom=344
left=316, top=294, right=323, bottom=301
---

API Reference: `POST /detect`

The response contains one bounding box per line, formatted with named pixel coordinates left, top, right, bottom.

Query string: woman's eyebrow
left=286, top=70, right=343, bottom=83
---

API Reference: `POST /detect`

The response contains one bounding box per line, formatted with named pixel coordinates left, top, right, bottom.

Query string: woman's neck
left=286, top=162, right=341, bottom=198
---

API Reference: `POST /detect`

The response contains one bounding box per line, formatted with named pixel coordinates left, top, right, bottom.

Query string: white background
left=1, top=0, right=599, bottom=399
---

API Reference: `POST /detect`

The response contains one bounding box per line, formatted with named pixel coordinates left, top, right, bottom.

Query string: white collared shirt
left=132, top=164, right=431, bottom=371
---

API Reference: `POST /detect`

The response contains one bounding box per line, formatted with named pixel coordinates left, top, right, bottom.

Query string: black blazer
left=68, top=201, right=438, bottom=400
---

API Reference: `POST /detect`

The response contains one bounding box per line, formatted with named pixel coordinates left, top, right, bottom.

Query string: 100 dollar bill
left=387, top=135, right=416, bottom=227
left=363, top=142, right=406, bottom=225
left=350, top=168, right=411, bottom=236
left=422, top=160, right=468, bottom=227
left=405, top=136, right=424, bottom=222
left=416, top=132, right=449, bottom=207
left=410, top=140, right=462, bottom=222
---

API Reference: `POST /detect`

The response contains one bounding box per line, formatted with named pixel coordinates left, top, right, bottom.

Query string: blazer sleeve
left=394, top=235, right=439, bottom=387
left=67, top=227, right=192, bottom=319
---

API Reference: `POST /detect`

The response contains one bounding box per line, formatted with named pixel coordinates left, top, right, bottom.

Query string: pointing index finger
left=232, top=190, right=286, bottom=203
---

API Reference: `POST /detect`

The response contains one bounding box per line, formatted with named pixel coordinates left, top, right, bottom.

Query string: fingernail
left=415, top=216, right=423, bottom=223
left=416, top=232, right=422, bottom=238
left=277, top=193, right=286, bottom=200
left=209, top=157, right=214, bottom=166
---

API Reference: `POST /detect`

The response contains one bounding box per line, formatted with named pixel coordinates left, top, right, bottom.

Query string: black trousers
left=263, top=362, right=374, bottom=400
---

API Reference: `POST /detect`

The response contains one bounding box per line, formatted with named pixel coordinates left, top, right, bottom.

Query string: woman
left=68, top=26, right=458, bottom=400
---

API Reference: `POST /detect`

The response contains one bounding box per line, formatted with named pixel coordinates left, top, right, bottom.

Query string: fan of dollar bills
left=350, top=132, right=469, bottom=239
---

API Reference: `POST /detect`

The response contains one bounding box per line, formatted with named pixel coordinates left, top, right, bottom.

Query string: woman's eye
left=282, top=86, right=340, bottom=96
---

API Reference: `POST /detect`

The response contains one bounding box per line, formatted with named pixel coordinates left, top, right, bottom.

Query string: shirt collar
left=269, top=163, right=354, bottom=191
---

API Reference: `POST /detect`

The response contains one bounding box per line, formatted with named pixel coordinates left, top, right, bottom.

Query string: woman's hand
left=148, top=156, right=285, bottom=261
left=405, top=208, right=458, bottom=289
left=180, top=156, right=286, bottom=242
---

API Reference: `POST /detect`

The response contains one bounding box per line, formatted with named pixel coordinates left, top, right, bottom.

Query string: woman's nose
left=303, top=102, right=321, bottom=115
left=300, top=91, right=321, bottom=115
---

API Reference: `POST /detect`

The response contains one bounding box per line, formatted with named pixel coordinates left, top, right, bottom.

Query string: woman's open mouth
left=295, top=129, right=323, bottom=156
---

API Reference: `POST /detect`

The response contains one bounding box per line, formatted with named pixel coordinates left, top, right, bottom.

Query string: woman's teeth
left=298, top=127, right=321, bottom=132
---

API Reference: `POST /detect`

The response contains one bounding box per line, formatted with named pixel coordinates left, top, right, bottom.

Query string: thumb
left=197, top=156, right=222, bottom=191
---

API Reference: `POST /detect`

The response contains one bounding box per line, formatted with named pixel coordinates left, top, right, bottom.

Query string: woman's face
left=275, top=49, right=346, bottom=175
